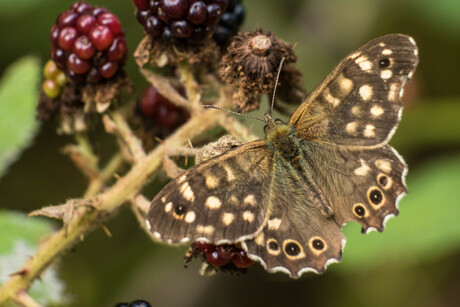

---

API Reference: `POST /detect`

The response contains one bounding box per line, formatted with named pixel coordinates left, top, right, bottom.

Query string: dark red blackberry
left=139, top=85, right=189, bottom=129
left=49, top=1, right=127, bottom=84
left=133, top=0, right=230, bottom=44
left=213, top=0, right=245, bottom=46
left=194, top=241, right=255, bottom=269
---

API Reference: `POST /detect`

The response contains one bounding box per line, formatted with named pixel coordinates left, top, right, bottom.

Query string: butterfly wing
left=289, top=34, right=418, bottom=147
left=289, top=34, right=417, bottom=231
left=147, top=140, right=274, bottom=245
left=301, top=142, right=407, bottom=232
left=243, top=160, right=345, bottom=278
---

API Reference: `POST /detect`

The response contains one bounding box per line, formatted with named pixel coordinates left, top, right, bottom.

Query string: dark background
left=1, top=0, right=460, bottom=306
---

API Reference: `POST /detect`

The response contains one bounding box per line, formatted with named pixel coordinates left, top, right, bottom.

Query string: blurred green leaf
left=408, top=0, right=460, bottom=35
left=0, top=56, right=40, bottom=178
left=0, top=210, right=66, bottom=305
left=339, top=154, right=460, bottom=271
left=0, top=0, right=51, bottom=17
left=392, top=99, right=460, bottom=152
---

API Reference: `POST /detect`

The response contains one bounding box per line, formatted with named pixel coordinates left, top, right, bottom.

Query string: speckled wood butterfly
left=146, top=34, right=418, bottom=278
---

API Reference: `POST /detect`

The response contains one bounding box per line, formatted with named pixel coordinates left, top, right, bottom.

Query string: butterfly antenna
left=269, top=57, right=286, bottom=116
left=202, top=105, right=266, bottom=123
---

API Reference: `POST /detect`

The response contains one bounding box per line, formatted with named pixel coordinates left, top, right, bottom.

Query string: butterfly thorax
left=265, top=121, right=301, bottom=163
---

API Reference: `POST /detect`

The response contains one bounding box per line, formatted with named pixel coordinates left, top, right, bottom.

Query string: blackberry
left=133, top=0, right=232, bottom=44
left=213, top=0, right=245, bottom=46
left=139, top=85, right=189, bottom=129
left=195, top=241, right=254, bottom=269
left=50, top=1, right=127, bottom=84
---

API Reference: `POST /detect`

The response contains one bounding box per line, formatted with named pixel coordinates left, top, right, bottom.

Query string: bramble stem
left=0, top=107, right=228, bottom=305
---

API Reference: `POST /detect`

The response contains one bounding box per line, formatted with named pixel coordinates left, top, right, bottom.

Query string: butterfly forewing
left=290, top=34, right=418, bottom=147
left=147, top=140, right=274, bottom=245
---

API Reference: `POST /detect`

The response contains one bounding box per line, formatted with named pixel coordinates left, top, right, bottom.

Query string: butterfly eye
left=266, top=239, right=281, bottom=256
left=377, top=173, right=392, bottom=190
left=312, top=239, right=324, bottom=250
left=378, top=58, right=391, bottom=68
left=308, top=237, right=328, bottom=255
left=353, top=204, right=367, bottom=218
left=174, top=205, right=187, bottom=215
left=368, top=187, right=385, bottom=209
left=283, top=240, right=305, bottom=260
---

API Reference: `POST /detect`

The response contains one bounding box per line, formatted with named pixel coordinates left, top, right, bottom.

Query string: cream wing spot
left=355, top=55, right=373, bottom=71
left=229, top=195, right=238, bottom=204
left=177, top=174, right=187, bottom=184
left=363, top=124, right=375, bottom=138
left=354, top=160, right=371, bottom=176
left=161, top=196, right=166, bottom=203
left=244, top=194, right=257, bottom=207
left=337, top=74, right=354, bottom=94
left=145, top=219, right=152, bottom=231
left=375, top=159, right=392, bottom=173
left=205, top=196, right=222, bottom=209
left=359, top=85, right=373, bottom=101
left=381, top=69, right=393, bottom=79
left=185, top=211, right=196, bottom=223
left=323, top=88, right=341, bottom=107
left=205, top=175, right=219, bottom=189
left=254, top=232, right=265, bottom=246
left=346, top=122, right=358, bottom=135
left=267, top=218, right=282, bottom=230
left=370, top=105, right=384, bottom=117
left=223, top=164, right=236, bottom=181
left=348, top=51, right=361, bottom=60
left=180, top=182, right=195, bottom=202
left=388, top=83, right=399, bottom=102
left=164, top=202, right=173, bottom=213
left=382, top=48, right=393, bottom=55
left=196, top=225, right=215, bottom=235
left=351, top=106, right=361, bottom=116
left=242, top=211, right=255, bottom=223
left=222, top=212, right=235, bottom=226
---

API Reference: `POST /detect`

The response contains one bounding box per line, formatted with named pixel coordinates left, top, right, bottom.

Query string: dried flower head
left=220, top=28, right=306, bottom=113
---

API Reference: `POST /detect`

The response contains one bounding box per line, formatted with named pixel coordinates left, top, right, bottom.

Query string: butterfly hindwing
left=289, top=34, right=418, bottom=147
left=302, top=142, right=407, bottom=232
left=147, top=140, right=273, bottom=244
left=243, top=161, right=344, bottom=278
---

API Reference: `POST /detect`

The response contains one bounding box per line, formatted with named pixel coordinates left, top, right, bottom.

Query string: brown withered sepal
left=220, top=28, right=306, bottom=113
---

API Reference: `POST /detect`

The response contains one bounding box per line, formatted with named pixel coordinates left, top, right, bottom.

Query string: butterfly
left=145, top=34, right=419, bottom=278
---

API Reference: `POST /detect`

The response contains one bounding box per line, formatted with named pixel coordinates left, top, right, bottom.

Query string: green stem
left=0, top=108, right=226, bottom=305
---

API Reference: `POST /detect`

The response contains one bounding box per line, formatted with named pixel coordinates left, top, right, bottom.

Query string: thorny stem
left=0, top=107, right=231, bottom=305
left=178, top=60, right=201, bottom=110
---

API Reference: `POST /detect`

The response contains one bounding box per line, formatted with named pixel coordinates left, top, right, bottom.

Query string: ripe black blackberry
left=133, top=0, right=242, bottom=44
left=213, top=0, right=245, bottom=46
left=50, top=1, right=128, bottom=84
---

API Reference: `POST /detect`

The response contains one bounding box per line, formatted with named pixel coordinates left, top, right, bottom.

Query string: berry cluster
left=134, top=0, right=242, bottom=44
left=50, top=1, right=127, bottom=84
left=139, top=85, right=190, bottom=130
left=213, top=0, right=245, bottom=46
left=115, top=300, right=151, bottom=307
left=195, top=241, right=254, bottom=268
left=42, top=60, right=67, bottom=98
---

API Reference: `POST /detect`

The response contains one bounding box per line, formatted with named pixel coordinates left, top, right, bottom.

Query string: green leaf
left=0, top=210, right=66, bottom=305
left=339, top=155, right=460, bottom=271
left=0, top=0, right=51, bottom=16
left=392, top=99, right=460, bottom=152
left=0, top=57, right=41, bottom=178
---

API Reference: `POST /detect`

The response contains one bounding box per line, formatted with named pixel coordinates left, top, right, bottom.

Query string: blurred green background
left=1, top=0, right=460, bottom=306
